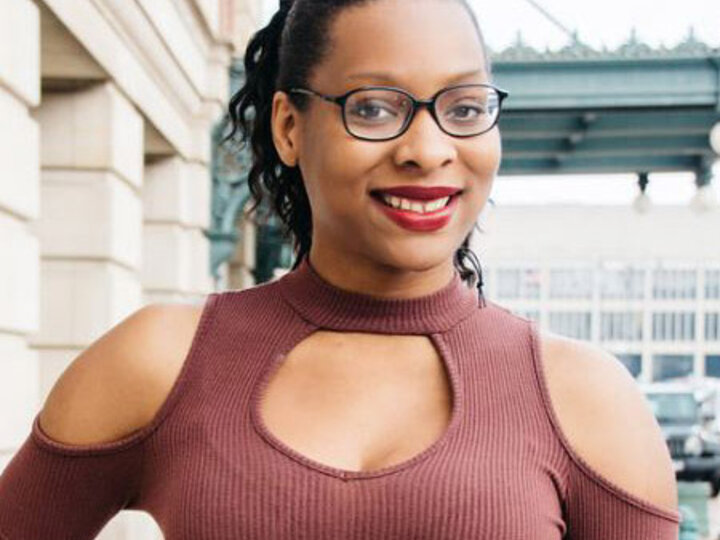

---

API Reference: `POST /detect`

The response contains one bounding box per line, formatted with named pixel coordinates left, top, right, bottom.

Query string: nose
left=392, top=105, right=457, bottom=171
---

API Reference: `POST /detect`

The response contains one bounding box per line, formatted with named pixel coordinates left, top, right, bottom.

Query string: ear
left=271, top=90, right=300, bottom=167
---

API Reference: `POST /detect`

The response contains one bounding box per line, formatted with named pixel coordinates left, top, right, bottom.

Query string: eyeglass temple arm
left=288, top=87, right=343, bottom=106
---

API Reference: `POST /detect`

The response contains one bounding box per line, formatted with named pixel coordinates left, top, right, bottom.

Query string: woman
left=0, top=0, right=680, bottom=538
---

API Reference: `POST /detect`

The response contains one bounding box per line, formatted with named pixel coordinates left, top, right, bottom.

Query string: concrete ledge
left=0, top=0, right=39, bottom=106
left=35, top=84, right=144, bottom=189
left=0, top=213, right=39, bottom=334
left=32, top=259, right=141, bottom=347
left=34, top=169, right=142, bottom=269
left=142, top=223, right=212, bottom=294
left=143, top=223, right=191, bottom=291
left=43, top=0, right=229, bottom=160
left=0, top=90, right=39, bottom=221
left=0, top=334, right=39, bottom=449
left=144, top=157, right=211, bottom=228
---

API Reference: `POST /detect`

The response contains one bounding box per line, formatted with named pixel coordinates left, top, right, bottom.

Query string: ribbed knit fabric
left=0, top=257, right=681, bottom=539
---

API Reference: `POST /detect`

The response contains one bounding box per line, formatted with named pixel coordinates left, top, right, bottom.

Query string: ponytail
left=225, top=0, right=313, bottom=268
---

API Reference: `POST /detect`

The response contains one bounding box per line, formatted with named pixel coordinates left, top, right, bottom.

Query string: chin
left=373, top=245, right=456, bottom=273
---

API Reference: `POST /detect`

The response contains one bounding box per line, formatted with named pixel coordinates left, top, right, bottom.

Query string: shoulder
left=537, top=329, right=678, bottom=513
left=38, top=298, right=210, bottom=446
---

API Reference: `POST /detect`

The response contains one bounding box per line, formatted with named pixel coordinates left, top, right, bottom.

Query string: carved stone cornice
left=492, top=27, right=718, bottom=63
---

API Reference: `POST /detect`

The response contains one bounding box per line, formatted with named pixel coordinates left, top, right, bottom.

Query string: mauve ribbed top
left=0, top=257, right=681, bottom=539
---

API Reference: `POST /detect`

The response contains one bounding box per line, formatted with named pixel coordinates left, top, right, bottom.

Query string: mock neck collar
left=277, top=256, right=480, bottom=334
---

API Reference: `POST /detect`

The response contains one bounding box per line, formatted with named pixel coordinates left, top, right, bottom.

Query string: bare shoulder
left=38, top=298, right=209, bottom=446
left=537, top=329, right=678, bottom=513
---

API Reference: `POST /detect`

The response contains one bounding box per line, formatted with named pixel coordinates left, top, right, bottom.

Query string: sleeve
left=563, top=455, right=681, bottom=539
left=527, top=320, right=682, bottom=538
left=0, top=410, right=146, bottom=540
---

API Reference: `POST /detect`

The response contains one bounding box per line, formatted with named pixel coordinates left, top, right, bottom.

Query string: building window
left=548, top=311, right=592, bottom=340
left=706, top=270, right=720, bottom=299
left=549, top=269, right=593, bottom=299
left=706, top=313, right=720, bottom=341
left=599, top=267, right=645, bottom=299
left=705, top=355, right=720, bottom=378
left=652, top=354, right=694, bottom=381
left=496, top=268, right=541, bottom=299
left=652, top=269, right=696, bottom=299
left=652, top=312, right=696, bottom=341
left=600, top=312, right=643, bottom=341
left=615, top=353, right=642, bottom=378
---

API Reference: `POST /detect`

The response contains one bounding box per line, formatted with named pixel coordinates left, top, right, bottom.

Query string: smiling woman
left=228, top=0, right=499, bottom=301
left=0, top=0, right=680, bottom=538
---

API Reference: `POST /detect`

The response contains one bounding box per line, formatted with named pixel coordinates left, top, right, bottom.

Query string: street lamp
left=711, top=122, right=720, bottom=155
left=632, top=172, right=651, bottom=214
left=690, top=154, right=718, bottom=213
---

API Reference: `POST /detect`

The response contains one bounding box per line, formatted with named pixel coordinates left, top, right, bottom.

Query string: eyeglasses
left=286, top=83, right=509, bottom=142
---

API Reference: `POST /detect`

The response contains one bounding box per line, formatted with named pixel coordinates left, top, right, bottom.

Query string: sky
left=263, top=0, right=720, bottom=207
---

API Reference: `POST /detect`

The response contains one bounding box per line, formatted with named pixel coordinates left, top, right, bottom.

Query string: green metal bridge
left=495, top=30, right=719, bottom=180
left=209, top=31, right=720, bottom=284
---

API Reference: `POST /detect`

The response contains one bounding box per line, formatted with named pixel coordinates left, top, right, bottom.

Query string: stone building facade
left=0, top=0, right=264, bottom=537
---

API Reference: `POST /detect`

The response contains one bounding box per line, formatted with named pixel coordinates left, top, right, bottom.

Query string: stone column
left=142, top=155, right=213, bottom=303
left=0, top=0, right=40, bottom=472
left=29, top=81, right=144, bottom=403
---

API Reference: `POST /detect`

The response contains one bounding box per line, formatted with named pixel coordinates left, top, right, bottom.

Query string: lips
left=370, top=185, right=463, bottom=201
left=371, top=190, right=460, bottom=232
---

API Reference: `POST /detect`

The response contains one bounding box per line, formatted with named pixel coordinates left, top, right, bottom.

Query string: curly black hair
left=225, top=0, right=493, bottom=307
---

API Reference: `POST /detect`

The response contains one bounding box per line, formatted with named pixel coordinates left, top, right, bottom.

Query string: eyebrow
left=347, top=69, right=486, bottom=85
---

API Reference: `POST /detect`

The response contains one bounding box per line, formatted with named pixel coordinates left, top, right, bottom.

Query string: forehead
left=316, top=0, right=488, bottom=92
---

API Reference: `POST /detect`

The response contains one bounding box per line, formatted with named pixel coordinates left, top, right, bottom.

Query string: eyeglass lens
left=344, top=86, right=500, bottom=140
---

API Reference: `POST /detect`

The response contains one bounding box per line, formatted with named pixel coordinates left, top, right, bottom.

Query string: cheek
left=302, top=138, right=385, bottom=224
left=460, top=130, right=501, bottom=207
left=302, top=121, right=386, bottom=213
left=466, top=130, right=501, bottom=179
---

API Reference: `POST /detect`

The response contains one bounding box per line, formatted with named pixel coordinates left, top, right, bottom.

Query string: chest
left=151, top=436, right=565, bottom=540
left=138, top=322, right=568, bottom=539
left=256, top=330, right=454, bottom=472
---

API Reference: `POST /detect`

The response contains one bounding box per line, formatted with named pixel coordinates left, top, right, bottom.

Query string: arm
left=536, top=329, right=680, bottom=538
left=0, top=301, right=207, bottom=540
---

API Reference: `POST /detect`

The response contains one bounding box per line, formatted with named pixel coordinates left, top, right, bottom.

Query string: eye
left=444, top=103, right=486, bottom=124
left=349, top=100, right=399, bottom=121
left=448, top=104, right=484, bottom=119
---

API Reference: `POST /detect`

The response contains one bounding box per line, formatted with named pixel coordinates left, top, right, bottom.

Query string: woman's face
left=272, top=0, right=501, bottom=276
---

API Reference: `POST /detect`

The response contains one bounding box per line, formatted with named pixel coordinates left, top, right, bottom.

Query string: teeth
left=380, top=194, right=452, bottom=213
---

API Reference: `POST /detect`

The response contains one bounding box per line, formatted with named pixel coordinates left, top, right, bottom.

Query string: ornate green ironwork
left=209, top=62, right=294, bottom=283
left=209, top=106, right=250, bottom=281
left=492, top=29, right=720, bottom=176
left=491, top=26, right=718, bottom=62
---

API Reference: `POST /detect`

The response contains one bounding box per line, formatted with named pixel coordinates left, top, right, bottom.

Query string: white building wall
left=0, top=0, right=41, bottom=483
left=476, top=204, right=720, bottom=382
left=478, top=204, right=719, bottom=263
left=0, top=0, right=237, bottom=537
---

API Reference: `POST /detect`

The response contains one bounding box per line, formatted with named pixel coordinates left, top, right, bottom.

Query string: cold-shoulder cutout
left=0, top=295, right=219, bottom=538
left=532, top=326, right=680, bottom=520
left=35, top=295, right=216, bottom=454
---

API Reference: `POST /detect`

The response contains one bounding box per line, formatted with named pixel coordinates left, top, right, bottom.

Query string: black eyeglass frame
left=285, top=83, right=510, bottom=142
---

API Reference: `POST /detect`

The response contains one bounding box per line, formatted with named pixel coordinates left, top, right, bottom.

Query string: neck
left=307, top=245, right=457, bottom=300
left=278, top=252, right=480, bottom=334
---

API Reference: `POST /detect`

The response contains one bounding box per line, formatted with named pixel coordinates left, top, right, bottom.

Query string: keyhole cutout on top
left=255, top=330, right=457, bottom=474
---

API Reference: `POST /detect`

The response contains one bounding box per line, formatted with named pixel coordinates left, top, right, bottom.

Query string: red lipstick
left=371, top=189, right=461, bottom=232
